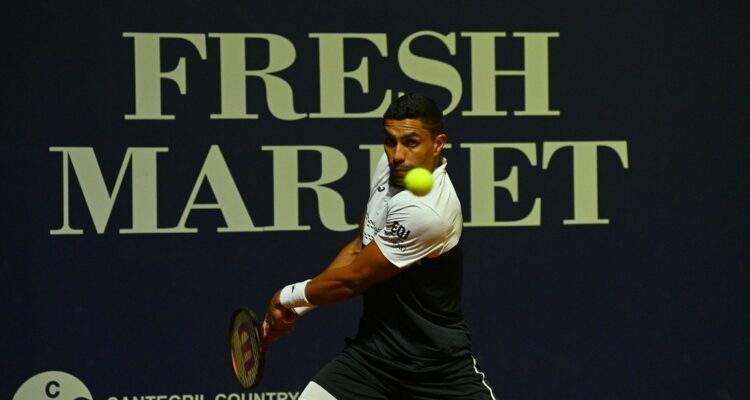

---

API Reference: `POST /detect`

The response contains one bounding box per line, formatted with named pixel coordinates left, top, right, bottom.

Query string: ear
left=433, top=133, right=447, bottom=155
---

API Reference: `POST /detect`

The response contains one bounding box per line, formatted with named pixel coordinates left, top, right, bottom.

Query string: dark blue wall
left=2, top=1, right=746, bottom=400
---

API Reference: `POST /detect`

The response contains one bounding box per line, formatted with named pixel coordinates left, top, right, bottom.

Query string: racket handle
left=282, top=308, right=296, bottom=324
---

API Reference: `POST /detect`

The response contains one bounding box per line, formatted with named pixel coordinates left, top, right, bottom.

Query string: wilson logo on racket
left=236, top=323, right=257, bottom=373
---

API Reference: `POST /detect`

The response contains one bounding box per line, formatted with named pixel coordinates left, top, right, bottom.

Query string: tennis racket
left=229, top=307, right=295, bottom=389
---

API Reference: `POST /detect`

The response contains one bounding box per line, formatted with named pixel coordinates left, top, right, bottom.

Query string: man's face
left=383, top=118, right=446, bottom=186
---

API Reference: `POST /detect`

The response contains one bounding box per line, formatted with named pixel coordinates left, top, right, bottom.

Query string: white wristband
left=279, top=279, right=312, bottom=308
left=293, top=306, right=316, bottom=316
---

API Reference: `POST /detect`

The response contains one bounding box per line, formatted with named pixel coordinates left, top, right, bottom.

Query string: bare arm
left=306, top=240, right=400, bottom=305
left=265, top=240, right=400, bottom=334
left=263, top=215, right=382, bottom=342
left=322, top=212, right=366, bottom=271
left=324, top=236, right=363, bottom=271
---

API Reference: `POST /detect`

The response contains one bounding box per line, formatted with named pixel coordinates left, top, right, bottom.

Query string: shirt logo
left=391, top=221, right=411, bottom=240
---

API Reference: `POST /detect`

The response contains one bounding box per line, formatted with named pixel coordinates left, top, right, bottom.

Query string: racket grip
left=282, top=308, right=296, bottom=324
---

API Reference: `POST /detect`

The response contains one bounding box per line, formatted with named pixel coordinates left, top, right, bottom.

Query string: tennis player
left=263, top=93, right=496, bottom=399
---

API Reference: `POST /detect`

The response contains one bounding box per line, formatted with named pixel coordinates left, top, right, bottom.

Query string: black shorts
left=311, top=346, right=496, bottom=400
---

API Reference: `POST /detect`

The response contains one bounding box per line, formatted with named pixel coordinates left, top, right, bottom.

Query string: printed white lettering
left=124, top=31, right=558, bottom=120
left=51, top=141, right=628, bottom=234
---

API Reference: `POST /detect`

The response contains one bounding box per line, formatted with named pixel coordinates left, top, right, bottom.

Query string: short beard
left=388, top=166, right=406, bottom=187
left=389, top=175, right=405, bottom=188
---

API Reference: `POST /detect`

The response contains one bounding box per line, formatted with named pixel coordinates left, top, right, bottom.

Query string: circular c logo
left=13, top=371, right=92, bottom=400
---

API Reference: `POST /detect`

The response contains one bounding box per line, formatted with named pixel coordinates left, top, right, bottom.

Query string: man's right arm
left=263, top=221, right=361, bottom=335
left=281, top=217, right=362, bottom=319
left=323, top=211, right=365, bottom=271
left=324, top=236, right=363, bottom=271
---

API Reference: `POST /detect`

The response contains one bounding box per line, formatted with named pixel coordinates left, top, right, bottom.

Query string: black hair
left=383, top=93, right=444, bottom=136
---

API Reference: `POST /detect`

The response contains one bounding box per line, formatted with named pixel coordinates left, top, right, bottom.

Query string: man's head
left=382, top=93, right=447, bottom=186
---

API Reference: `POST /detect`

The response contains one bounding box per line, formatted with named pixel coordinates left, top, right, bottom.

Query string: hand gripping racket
left=229, top=307, right=295, bottom=389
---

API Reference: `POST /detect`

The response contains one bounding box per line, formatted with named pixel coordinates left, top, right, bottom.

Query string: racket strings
left=230, top=315, right=263, bottom=387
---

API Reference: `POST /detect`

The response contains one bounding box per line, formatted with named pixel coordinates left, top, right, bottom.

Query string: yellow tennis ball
left=404, top=167, right=433, bottom=196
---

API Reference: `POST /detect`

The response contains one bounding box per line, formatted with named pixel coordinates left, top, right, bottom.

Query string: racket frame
left=228, top=307, right=266, bottom=389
